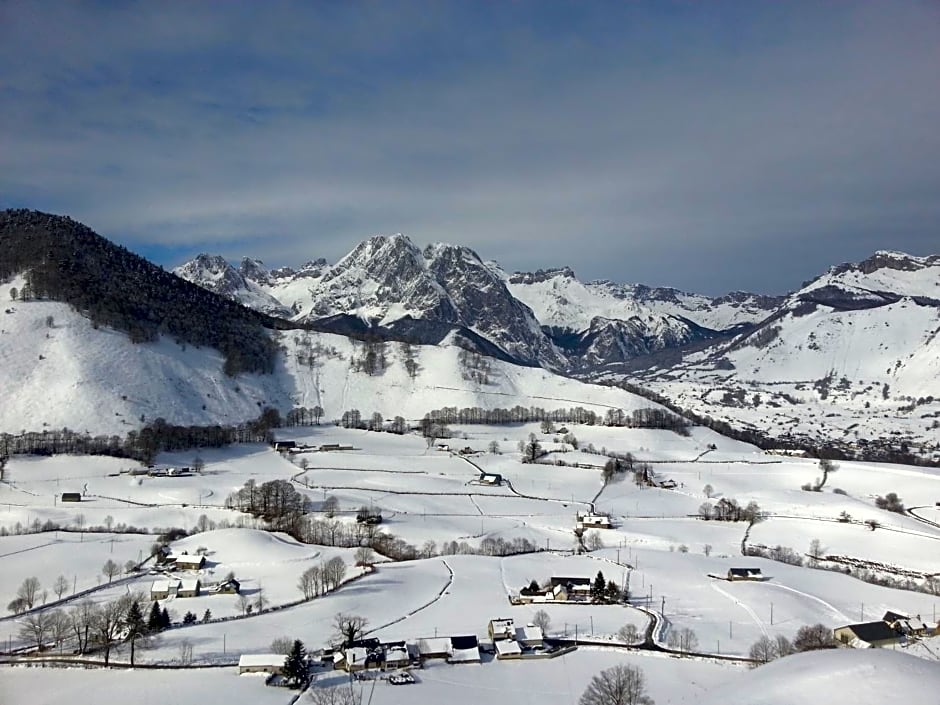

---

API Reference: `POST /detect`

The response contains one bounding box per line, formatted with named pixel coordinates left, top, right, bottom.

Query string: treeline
left=422, top=405, right=602, bottom=426
left=225, top=479, right=310, bottom=535
left=0, top=407, right=284, bottom=464
left=419, top=404, right=689, bottom=433
left=0, top=209, right=284, bottom=376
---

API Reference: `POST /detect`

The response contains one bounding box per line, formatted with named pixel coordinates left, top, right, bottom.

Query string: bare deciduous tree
left=793, top=623, right=837, bottom=652
left=102, top=559, right=120, bottom=584
left=354, top=546, right=374, bottom=566
left=18, top=609, right=57, bottom=650
left=271, top=636, right=294, bottom=654
left=298, top=565, right=322, bottom=600
left=16, top=576, right=41, bottom=609
left=68, top=599, right=97, bottom=655
left=308, top=683, right=362, bottom=705
left=617, top=623, right=639, bottom=644
left=579, top=664, right=654, bottom=705
left=531, top=609, right=551, bottom=634
left=748, top=635, right=776, bottom=666
left=333, top=612, right=369, bottom=647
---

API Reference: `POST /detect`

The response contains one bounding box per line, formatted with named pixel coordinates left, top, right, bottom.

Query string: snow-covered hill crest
left=0, top=279, right=653, bottom=435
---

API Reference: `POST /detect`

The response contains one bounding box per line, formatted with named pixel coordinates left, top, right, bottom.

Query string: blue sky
left=1, top=1, right=938, bottom=294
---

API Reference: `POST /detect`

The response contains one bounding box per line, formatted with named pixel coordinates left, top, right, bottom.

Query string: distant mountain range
left=3, top=209, right=938, bottom=462
left=173, top=234, right=784, bottom=372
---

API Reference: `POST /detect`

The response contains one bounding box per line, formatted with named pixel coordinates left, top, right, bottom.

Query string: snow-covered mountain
left=0, top=273, right=655, bottom=435
left=627, top=251, right=940, bottom=460
left=177, top=237, right=780, bottom=371
left=177, top=235, right=563, bottom=368
left=172, top=254, right=290, bottom=317
left=504, top=265, right=780, bottom=331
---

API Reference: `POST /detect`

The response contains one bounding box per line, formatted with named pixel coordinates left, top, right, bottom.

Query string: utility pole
left=729, top=621, right=733, bottom=639
left=661, top=596, right=665, bottom=616
left=770, top=602, right=774, bottom=625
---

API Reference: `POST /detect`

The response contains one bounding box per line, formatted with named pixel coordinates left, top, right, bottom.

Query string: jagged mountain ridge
left=177, top=234, right=563, bottom=368
left=177, top=236, right=779, bottom=370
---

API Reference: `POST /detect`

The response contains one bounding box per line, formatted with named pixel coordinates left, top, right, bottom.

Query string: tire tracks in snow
left=759, top=582, right=850, bottom=623
left=365, top=559, right=454, bottom=635
left=710, top=583, right=770, bottom=638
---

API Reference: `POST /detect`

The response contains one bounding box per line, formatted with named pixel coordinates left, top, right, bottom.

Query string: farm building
left=415, top=637, right=451, bottom=659
left=488, top=618, right=515, bottom=640
left=60, top=492, right=81, bottom=502
left=834, top=621, right=903, bottom=649
left=479, top=473, right=503, bottom=486
left=515, top=624, right=544, bottom=648
left=239, top=654, right=286, bottom=675
left=150, top=579, right=181, bottom=600
left=177, top=578, right=201, bottom=598
left=213, top=578, right=241, bottom=594
left=171, top=554, right=206, bottom=571
left=494, top=639, right=522, bottom=659
left=727, top=568, right=763, bottom=581
left=448, top=636, right=481, bottom=664
left=576, top=511, right=612, bottom=529
left=384, top=643, right=410, bottom=668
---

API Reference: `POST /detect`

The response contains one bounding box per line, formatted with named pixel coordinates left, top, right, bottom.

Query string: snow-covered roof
left=385, top=645, right=409, bottom=662
left=416, top=637, right=451, bottom=656
left=172, top=554, right=205, bottom=567
left=179, top=578, right=200, bottom=591
left=345, top=646, right=369, bottom=665
left=449, top=647, right=481, bottom=663
left=238, top=654, right=285, bottom=668
left=515, top=624, right=544, bottom=643
left=151, top=579, right=180, bottom=593
left=495, top=640, right=522, bottom=657
left=489, top=617, right=514, bottom=634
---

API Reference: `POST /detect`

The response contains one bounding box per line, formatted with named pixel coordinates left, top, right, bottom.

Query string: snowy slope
left=698, top=649, right=940, bottom=705
left=503, top=266, right=779, bottom=331
left=627, top=252, right=940, bottom=459
left=0, top=278, right=660, bottom=435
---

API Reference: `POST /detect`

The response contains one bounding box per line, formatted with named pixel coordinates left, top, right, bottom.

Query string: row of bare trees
left=297, top=557, right=348, bottom=600
left=17, top=593, right=152, bottom=665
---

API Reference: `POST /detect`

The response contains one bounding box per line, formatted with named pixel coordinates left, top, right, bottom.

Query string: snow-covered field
left=3, top=422, right=940, bottom=702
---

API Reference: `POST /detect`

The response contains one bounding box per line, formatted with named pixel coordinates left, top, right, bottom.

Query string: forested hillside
left=0, top=210, right=282, bottom=375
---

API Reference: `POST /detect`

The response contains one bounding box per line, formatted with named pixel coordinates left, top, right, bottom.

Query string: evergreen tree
left=591, top=571, right=606, bottom=601
left=148, top=601, right=162, bottom=631
left=161, top=606, right=171, bottom=629
left=124, top=600, right=147, bottom=666
left=183, top=611, right=197, bottom=624
left=202, top=608, right=212, bottom=622
left=283, top=639, right=308, bottom=688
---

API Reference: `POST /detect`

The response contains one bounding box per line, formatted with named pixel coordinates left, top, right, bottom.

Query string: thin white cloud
left=1, top=1, right=938, bottom=294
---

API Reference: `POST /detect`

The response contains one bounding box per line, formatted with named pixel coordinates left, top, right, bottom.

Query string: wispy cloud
left=2, top=1, right=938, bottom=293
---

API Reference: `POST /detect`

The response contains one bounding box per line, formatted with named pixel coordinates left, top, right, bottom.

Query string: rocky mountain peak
left=508, top=267, right=577, bottom=285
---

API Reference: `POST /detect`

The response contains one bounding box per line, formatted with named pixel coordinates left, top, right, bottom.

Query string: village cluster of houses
left=834, top=610, right=938, bottom=649
left=149, top=551, right=241, bottom=601
left=576, top=511, right=612, bottom=530
left=239, top=617, right=549, bottom=679
left=516, top=576, right=596, bottom=603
